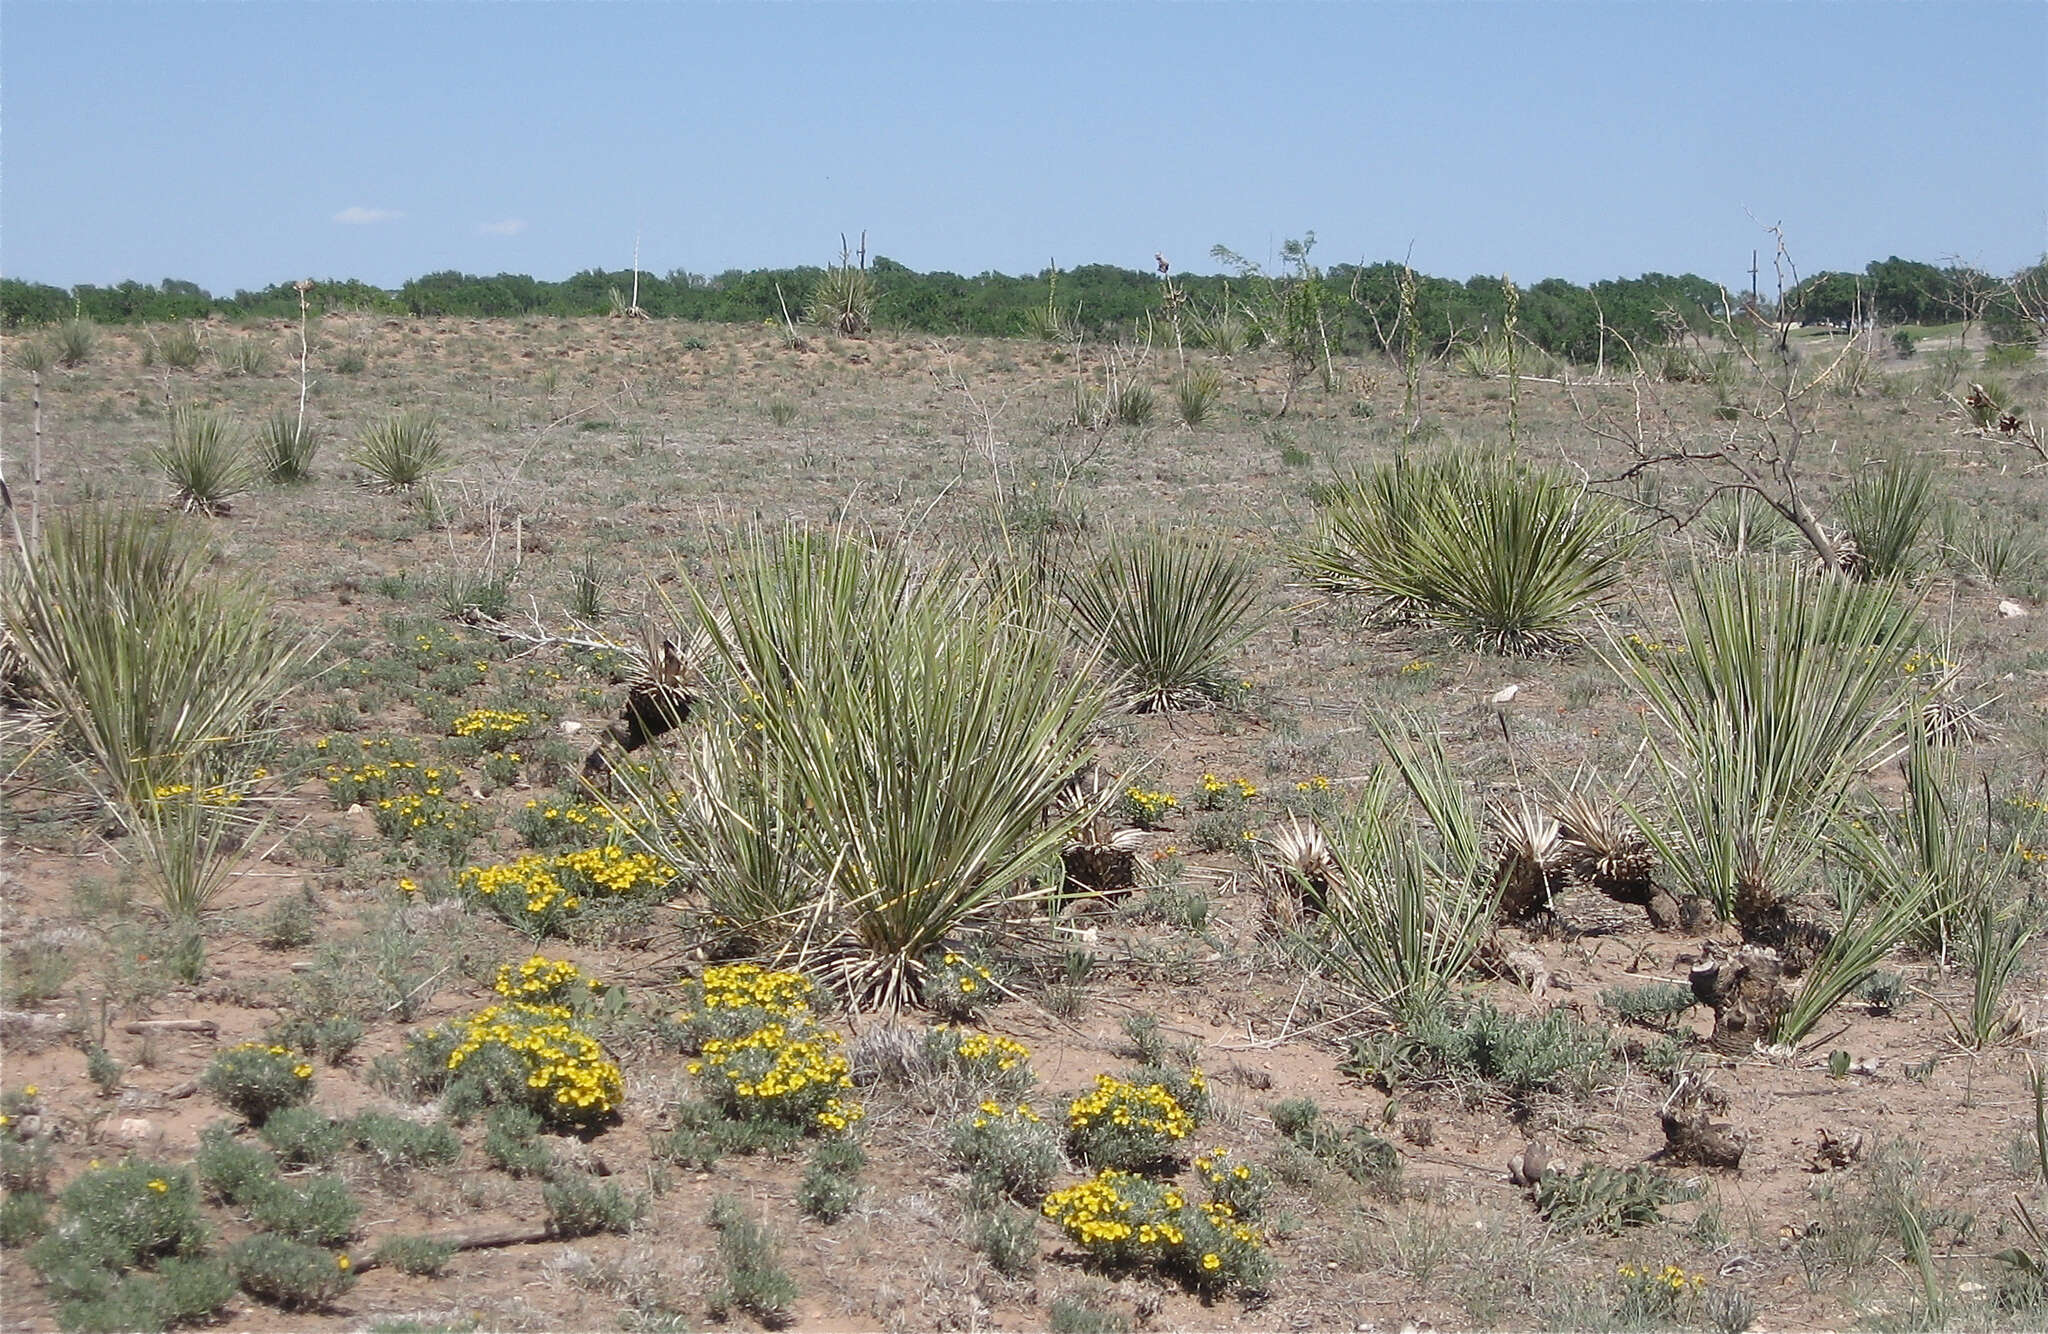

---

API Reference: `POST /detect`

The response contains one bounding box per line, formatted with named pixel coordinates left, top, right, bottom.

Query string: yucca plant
left=1295, top=448, right=1636, bottom=653
left=806, top=244, right=874, bottom=337
left=1605, top=561, right=1926, bottom=924
left=1836, top=449, right=1936, bottom=579
left=9, top=337, right=51, bottom=373
left=259, top=408, right=319, bottom=484
left=1769, top=873, right=1930, bottom=1045
left=1174, top=366, right=1222, bottom=427
left=349, top=411, right=449, bottom=489
left=1296, top=723, right=1498, bottom=1021
left=0, top=505, right=314, bottom=812
left=125, top=789, right=253, bottom=921
left=1841, top=719, right=2016, bottom=958
left=1112, top=381, right=1155, bottom=427
left=219, top=337, right=274, bottom=378
left=1062, top=527, right=1264, bottom=711
left=1695, top=490, right=1798, bottom=557
left=53, top=318, right=96, bottom=367
left=623, top=529, right=1105, bottom=1008
left=155, top=322, right=204, bottom=371
left=150, top=406, right=256, bottom=515
left=1953, top=897, right=2032, bottom=1049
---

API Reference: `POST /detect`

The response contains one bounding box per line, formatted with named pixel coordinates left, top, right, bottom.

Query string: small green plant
left=29, top=1160, right=209, bottom=1278
left=0, top=1189, right=50, bottom=1248
left=194, top=1122, right=280, bottom=1206
left=1267, top=1100, right=1402, bottom=1196
left=1062, top=527, right=1265, bottom=711
left=10, top=337, right=51, bottom=373
left=764, top=396, right=799, bottom=427
left=1600, top=982, right=1698, bottom=1030
left=332, top=347, right=367, bottom=374
left=257, top=1106, right=345, bottom=1167
left=1535, top=1163, right=1699, bottom=1233
left=972, top=1207, right=1038, bottom=1276
left=1349, top=999, right=1615, bottom=1106
left=84, top=1043, right=124, bottom=1096
left=706, top=1195, right=798, bottom=1325
left=796, top=1137, right=866, bottom=1223
left=481, top=1105, right=555, bottom=1177
left=258, top=889, right=318, bottom=949
left=202, top=1043, right=314, bottom=1126
left=260, top=408, right=319, bottom=483
left=349, top=411, right=449, bottom=489
left=371, top=1234, right=457, bottom=1277
left=543, top=1173, right=644, bottom=1238
left=566, top=553, right=608, bottom=619
left=226, top=1233, right=356, bottom=1311
left=949, top=1100, right=1063, bottom=1204
left=152, top=404, right=256, bottom=514
left=347, top=1111, right=461, bottom=1172
left=246, top=1173, right=358, bottom=1247
left=918, top=1026, right=1036, bottom=1098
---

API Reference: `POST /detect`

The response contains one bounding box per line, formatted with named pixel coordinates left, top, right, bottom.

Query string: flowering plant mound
left=679, top=965, right=862, bottom=1136
left=494, top=954, right=604, bottom=1008
left=1041, top=1168, right=1271, bottom=1295
left=948, top=1101, right=1062, bottom=1204
left=1120, top=787, right=1179, bottom=828
left=202, top=1043, right=315, bottom=1126
left=516, top=798, right=645, bottom=850
left=1613, top=1262, right=1707, bottom=1324
left=458, top=845, right=676, bottom=938
left=676, top=964, right=821, bottom=1049
left=1193, top=772, right=1260, bottom=810
left=449, top=707, right=536, bottom=749
left=1066, top=1073, right=1199, bottom=1169
left=922, top=1027, right=1035, bottom=1095
left=922, top=951, right=999, bottom=1022
left=443, top=1002, right=622, bottom=1132
left=688, top=1023, right=862, bottom=1135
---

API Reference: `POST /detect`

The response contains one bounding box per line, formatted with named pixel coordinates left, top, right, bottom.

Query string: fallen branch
left=122, top=1019, right=219, bottom=1036
left=352, top=1221, right=554, bottom=1272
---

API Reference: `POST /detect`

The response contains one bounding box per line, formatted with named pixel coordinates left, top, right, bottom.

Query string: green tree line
left=5, top=252, right=2039, bottom=358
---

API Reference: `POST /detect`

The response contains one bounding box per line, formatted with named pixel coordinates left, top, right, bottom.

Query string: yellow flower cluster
left=517, top=798, right=644, bottom=848
left=1399, top=658, right=1436, bottom=674
left=687, top=1022, right=860, bottom=1128
left=694, top=964, right=817, bottom=1016
left=149, top=778, right=250, bottom=806
left=1293, top=775, right=1332, bottom=793
left=1195, top=1148, right=1254, bottom=1185
left=1067, top=1074, right=1196, bottom=1142
left=450, top=707, right=533, bottom=743
left=1900, top=649, right=1954, bottom=677
left=1617, top=1263, right=1706, bottom=1292
left=969, top=1100, right=1042, bottom=1131
left=1123, top=787, right=1179, bottom=824
left=951, top=1031, right=1031, bottom=1074
left=460, top=845, right=676, bottom=935
left=1199, top=773, right=1259, bottom=800
left=494, top=954, right=594, bottom=1004
left=446, top=1001, right=622, bottom=1129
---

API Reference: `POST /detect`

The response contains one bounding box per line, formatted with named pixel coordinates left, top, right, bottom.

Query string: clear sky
left=3, top=1, right=2043, bottom=294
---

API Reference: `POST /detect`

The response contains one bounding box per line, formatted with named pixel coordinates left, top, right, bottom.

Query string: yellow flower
left=294, top=1063, right=314, bottom=1079
left=336, top=1253, right=351, bottom=1271
left=147, top=1178, right=169, bottom=1193
left=22, top=1085, right=36, bottom=1097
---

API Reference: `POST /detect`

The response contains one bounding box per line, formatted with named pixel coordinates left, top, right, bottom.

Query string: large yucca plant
left=1062, top=527, right=1264, bottom=711
left=151, top=405, right=256, bottom=515
left=349, top=411, right=448, bottom=489
left=259, top=408, right=319, bottom=483
left=1295, top=448, right=1635, bottom=653
left=1605, top=561, right=1926, bottom=923
left=0, top=505, right=315, bottom=812
left=806, top=243, right=874, bottom=337
left=624, top=529, right=1104, bottom=1008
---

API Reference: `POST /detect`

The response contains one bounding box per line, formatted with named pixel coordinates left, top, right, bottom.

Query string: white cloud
left=477, top=218, right=527, bottom=237
left=333, top=206, right=403, bottom=225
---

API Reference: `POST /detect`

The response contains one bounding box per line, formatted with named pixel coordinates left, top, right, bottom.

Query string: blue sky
left=3, top=2, right=2043, bottom=294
